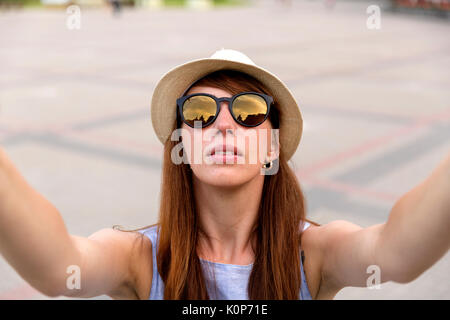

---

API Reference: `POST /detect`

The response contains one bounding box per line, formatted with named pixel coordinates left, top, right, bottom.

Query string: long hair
left=154, top=70, right=315, bottom=299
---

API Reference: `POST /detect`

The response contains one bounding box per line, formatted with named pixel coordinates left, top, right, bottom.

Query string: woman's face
left=180, top=85, right=276, bottom=188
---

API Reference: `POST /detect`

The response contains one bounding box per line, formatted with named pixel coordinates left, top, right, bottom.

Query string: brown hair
left=121, top=70, right=319, bottom=299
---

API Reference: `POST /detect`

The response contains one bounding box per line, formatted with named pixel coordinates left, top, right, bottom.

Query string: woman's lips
left=207, top=152, right=243, bottom=164
left=205, top=146, right=245, bottom=164
left=204, top=144, right=244, bottom=164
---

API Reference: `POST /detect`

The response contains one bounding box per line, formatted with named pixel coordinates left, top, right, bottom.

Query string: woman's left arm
left=312, top=153, right=450, bottom=290
left=375, top=152, right=450, bottom=283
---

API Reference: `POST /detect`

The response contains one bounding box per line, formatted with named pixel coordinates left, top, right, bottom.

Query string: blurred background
left=0, top=0, right=449, bottom=299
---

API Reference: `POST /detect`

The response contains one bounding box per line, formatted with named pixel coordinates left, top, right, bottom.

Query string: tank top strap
left=300, top=220, right=312, bottom=300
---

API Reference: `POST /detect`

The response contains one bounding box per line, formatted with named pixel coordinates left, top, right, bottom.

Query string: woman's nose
left=212, top=101, right=237, bottom=133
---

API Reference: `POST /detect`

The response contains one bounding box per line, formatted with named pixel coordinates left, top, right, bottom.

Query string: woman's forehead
left=185, top=85, right=233, bottom=97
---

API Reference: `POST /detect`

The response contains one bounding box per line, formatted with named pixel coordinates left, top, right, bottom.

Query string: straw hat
left=150, top=49, right=303, bottom=161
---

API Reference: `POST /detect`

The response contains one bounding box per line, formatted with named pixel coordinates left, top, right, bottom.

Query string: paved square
left=0, top=0, right=449, bottom=299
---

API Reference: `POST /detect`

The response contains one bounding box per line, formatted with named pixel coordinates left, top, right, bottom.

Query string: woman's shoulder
left=302, top=219, right=364, bottom=246
left=300, top=220, right=359, bottom=299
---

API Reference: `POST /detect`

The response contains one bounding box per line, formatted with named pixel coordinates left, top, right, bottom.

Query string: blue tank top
left=138, top=222, right=312, bottom=300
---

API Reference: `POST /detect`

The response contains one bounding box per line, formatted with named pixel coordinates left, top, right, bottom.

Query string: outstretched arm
left=307, top=153, right=450, bottom=291
left=376, top=153, right=450, bottom=283
left=0, top=147, right=151, bottom=299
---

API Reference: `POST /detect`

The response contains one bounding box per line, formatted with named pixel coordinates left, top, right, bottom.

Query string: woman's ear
left=266, top=148, right=279, bottom=163
left=261, top=149, right=280, bottom=176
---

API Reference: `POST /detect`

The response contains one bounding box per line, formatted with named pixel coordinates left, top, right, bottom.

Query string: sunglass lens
left=232, top=94, right=268, bottom=126
left=182, top=95, right=217, bottom=127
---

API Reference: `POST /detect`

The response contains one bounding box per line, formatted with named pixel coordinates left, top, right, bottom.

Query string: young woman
left=0, top=49, right=449, bottom=300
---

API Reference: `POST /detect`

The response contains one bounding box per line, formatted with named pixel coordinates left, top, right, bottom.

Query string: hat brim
left=151, top=58, right=302, bottom=161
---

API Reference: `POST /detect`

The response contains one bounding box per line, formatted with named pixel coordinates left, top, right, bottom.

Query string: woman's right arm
left=0, top=148, right=152, bottom=299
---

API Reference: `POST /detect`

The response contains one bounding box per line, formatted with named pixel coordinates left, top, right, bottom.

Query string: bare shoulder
left=301, top=220, right=363, bottom=299
left=302, top=220, right=363, bottom=249
left=79, top=228, right=153, bottom=300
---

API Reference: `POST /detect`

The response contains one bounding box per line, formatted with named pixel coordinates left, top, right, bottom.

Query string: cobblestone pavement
left=0, top=0, right=449, bottom=299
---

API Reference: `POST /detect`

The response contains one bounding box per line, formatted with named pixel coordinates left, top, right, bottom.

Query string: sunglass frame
left=176, top=91, right=274, bottom=128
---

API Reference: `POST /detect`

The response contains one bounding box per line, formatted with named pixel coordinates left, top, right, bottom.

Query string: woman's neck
left=193, top=174, right=264, bottom=265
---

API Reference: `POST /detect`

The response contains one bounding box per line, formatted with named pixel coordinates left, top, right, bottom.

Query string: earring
left=263, top=161, right=272, bottom=169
